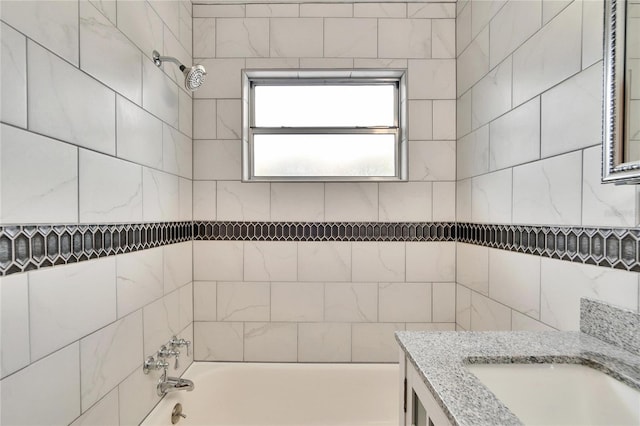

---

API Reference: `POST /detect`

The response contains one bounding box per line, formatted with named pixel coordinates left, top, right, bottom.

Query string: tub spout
left=158, top=376, right=194, bottom=396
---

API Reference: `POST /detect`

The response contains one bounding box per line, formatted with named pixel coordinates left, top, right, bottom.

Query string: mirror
left=603, top=0, right=640, bottom=183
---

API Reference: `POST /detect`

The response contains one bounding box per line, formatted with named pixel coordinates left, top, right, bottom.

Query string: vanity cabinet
left=399, top=351, right=452, bottom=426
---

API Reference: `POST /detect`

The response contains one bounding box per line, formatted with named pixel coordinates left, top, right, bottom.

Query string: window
left=242, top=70, right=407, bottom=181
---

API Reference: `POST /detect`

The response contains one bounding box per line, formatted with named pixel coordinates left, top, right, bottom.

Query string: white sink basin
left=466, top=363, right=640, bottom=426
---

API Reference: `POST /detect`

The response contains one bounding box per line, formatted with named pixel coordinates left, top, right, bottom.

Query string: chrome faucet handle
left=157, top=345, right=180, bottom=369
left=170, top=336, right=191, bottom=357
left=143, top=356, right=170, bottom=374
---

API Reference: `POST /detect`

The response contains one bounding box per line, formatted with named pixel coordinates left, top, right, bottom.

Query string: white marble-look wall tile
left=298, top=242, right=351, bottom=282
left=179, top=177, right=193, bottom=221
left=456, top=243, right=489, bottom=295
left=457, top=125, right=489, bottom=179
left=379, top=182, right=432, bottom=222
left=512, top=0, right=582, bottom=106
left=193, top=4, right=246, bottom=18
left=0, top=124, right=78, bottom=224
left=215, top=282, right=271, bottom=321
left=180, top=2, right=193, bottom=55
left=142, top=59, right=179, bottom=128
left=324, top=18, right=377, bottom=58
left=541, top=0, right=572, bottom=24
left=300, top=57, right=354, bottom=68
left=149, top=1, right=181, bottom=41
left=324, top=283, right=378, bottom=322
left=457, top=26, right=489, bottom=95
left=325, top=183, right=378, bottom=221
left=217, top=181, right=270, bottom=221
left=511, top=311, right=555, bottom=332
left=432, top=19, right=455, bottom=59
left=489, top=0, right=542, bottom=69
left=29, top=258, right=116, bottom=361
left=300, top=3, right=352, bottom=17
left=541, top=63, right=602, bottom=157
left=432, top=181, right=456, bottom=222
left=410, top=140, right=456, bottom=181
left=1, top=0, right=79, bottom=65
left=489, top=249, right=541, bottom=319
left=408, top=100, right=433, bottom=139
left=582, top=0, right=604, bottom=69
left=179, top=283, right=193, bottom=331
left=194, top=322, right=244, bottom=361
left=193, top=99, right=216, bottom=139
left=270, top=183, right=324, bottom=221
left=194, top=18, right=216, bottom=57
left=193, top=181, right=217, bottom=220
left=352, top=242, right=405, bottom=282
left=406, top=242, right=455, bottom=282
left=457, top=90, right=472, bottom=138
left=455, top=0, right=472, bottom=54
left=216, top=18, right=269, bottom=57
left=116, top=96, right=163, bottom=169
left=82, top=149, right=145, bottom=222
left=194, top=281, right=217, bottom=321
left=489, top=97, right=540, bottom=170
left=352, top=323, right=404, bottom=362
left=163, top=27, right=192, bottom=91
left=143, top=168, right=180, bottom=222
left=512, top=151, right=582, bottom=225
left=471, top=168, right=512, bottom=224
left=0, top=22, right=27, bottom=127
left=164, top=241, right=193, bottom=294
left=471, top=56, right=512, bottom=128
left=470, top=292, right=511, bottom=331
left=244, top=322, right=297, bottom=362
left=378, top=19, right=431, bottom=59
left=194, top=140, right=241, bottom=180
left=582, top=146, right=637, bottom=227
left=193, top=241, right=243, bottom=281
left=80, top=1, right=142, bottom=104
left=379, top=282, right=432, bottom=322
left=118, top=367, right=161, bottom=426
left=408, top=3, right=455, bottom=19
left=270, top=18, right=323, bottom=57
left=217, top=99, right=242, bottom=139
left=80, top=311, right=143, bottom=411
left=456, top=284, right=472, bottom=330
left=246, top=3, right=299, bottom=17
left=163, top=124, right=193, bottom=179
left=0, top=274, right=30, bottom=378
left=194, top=58, right=244, bottom=99
left=540, top=258, right=639, bottom=331
left=354, top=3, right=405, bottom=18
left=71, top=388, right=119, bottom=426
left=408, top=59, right=456, bottom=99
left=246, top=57, right=301, bottom=68
left=433, top=100, right=457, bottom=140
left=407, top=323, right=456, bottom=332
left=471, top=0, right=507, bottom=39
left=298, top=323, right=351, bottom=362
left=271, top=282, right=324, bottom=321
left=143, top=291, right=181, bottom=356
left=244, top=241, right=297, bottom=282
left=116, top=0, right=164, bottom=60
left=455, top=179, right=472, bottom=222
left=0, top=343, right=80, bottom=426
left=28, top=41, right=115, bottom=155
left=355, top=58, right=408, bottom=68
left=89, top=0, right=116, bottom=25
left=432, top=282, right=455, bottom=322
left=116, top=248, right=164, bottom=318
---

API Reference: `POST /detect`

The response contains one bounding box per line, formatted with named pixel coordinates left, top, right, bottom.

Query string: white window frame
left=241, top=69, right=408, bottom=182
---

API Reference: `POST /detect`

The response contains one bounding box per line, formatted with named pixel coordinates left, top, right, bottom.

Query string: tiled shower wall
left=455, top=0, right=640, bottom=332
left=0, top=1, right=194, bottom=425
left=191, top=1, right=457, bottom=363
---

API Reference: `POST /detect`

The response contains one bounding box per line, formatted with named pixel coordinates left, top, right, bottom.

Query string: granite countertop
left=395, top=330, right=640, bottom=426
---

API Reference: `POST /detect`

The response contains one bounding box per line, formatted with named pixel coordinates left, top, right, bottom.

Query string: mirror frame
left=603, top=0, right=638, bottom=183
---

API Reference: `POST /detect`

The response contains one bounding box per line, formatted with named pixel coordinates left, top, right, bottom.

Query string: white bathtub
left=141, top=362, right=399, bottom=426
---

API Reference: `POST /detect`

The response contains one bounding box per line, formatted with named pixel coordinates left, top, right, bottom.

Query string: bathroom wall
left=455, top=0, right=640, bottom=332
left=191, top=1, right=457, bottom=363
left=0, top=1, right=194, bottom=425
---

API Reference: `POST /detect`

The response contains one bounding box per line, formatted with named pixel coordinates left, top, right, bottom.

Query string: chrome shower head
left=152, top=50, right=207, bottom=92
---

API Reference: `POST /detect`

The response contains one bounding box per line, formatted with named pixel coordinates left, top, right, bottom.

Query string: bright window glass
left=253, top=134, right=396, bottom=177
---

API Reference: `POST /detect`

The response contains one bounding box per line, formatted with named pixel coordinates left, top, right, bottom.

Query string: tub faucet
left=157, top=369, right=195, bottom=396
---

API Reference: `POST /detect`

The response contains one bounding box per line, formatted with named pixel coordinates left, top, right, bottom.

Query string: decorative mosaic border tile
left=457, top=223, right=640, bottom=272
left=0, top=222, right=192, bottom=276
left=2, top=221, right=640, bottom=276
left=193, top=221, right=456, bottom=242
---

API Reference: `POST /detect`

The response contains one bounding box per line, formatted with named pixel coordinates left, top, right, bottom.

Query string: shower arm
left=152, top=50, right=185, bottom=70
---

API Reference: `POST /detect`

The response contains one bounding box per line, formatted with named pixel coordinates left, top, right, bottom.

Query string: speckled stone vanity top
left=396, top=300, right=640, bottom=426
